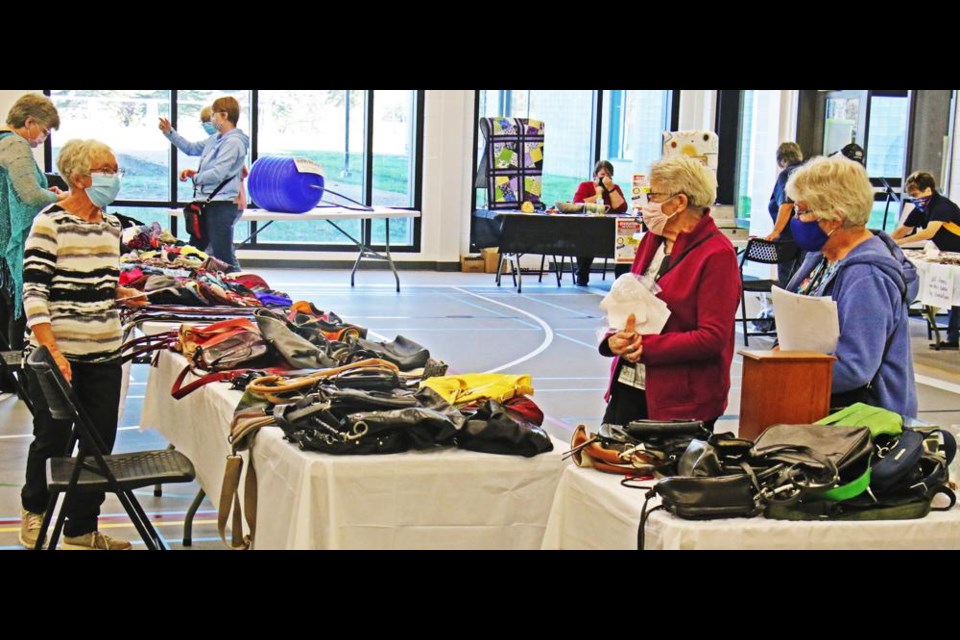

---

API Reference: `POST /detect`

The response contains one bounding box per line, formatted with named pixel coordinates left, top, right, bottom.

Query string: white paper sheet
left=771, top=285, right=840, bottom=354
left=600, top=273, right=671, bottom=334
left=925, top=263, right=956, bottom=308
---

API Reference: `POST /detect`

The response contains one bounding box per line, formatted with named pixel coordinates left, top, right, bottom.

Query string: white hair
left=649, top=155, right=717, bottom=209
left=785, top=155, right=874, bottom=227
left=57, top=139, right=114, bottom=184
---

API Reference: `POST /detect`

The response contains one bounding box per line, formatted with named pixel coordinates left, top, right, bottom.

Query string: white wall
left=678, top=90, right=717, bottom=131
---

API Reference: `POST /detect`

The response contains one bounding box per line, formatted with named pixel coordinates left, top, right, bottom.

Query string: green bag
left=815, top=402, right=902, bottom=438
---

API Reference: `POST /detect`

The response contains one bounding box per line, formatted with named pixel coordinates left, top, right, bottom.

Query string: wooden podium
left=738, top=350, right=834, bottom=440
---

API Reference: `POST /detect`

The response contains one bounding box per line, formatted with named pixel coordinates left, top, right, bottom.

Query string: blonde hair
left=57, top=139, right=115, bottom=184
left=6, top=93, right=60, bottom=129
left=785, top=155, right=874, bottom=228
left=649, top=155, right=717, bottom=209
left=200, top=105, right=213, bottom=122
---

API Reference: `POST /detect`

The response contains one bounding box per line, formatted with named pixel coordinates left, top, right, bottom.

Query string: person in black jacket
left=892, top=170, right=960, bottom=348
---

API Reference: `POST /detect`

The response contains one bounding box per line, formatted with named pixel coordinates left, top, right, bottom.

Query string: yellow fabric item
left=421, top=373, right=534, bottom=406
left=180, top=245, right=209, bottom=259
left=942, top=221, right=960, bottom=237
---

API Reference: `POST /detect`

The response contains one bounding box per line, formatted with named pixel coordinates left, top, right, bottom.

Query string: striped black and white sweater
left=23, top=204, right=122, bottom=363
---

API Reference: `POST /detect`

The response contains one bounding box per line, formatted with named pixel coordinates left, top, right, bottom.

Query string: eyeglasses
left=647, top=191, right=678, bottom=202
left=792, top=204, right=817, bottom=220
left=91, top=167, right=125, bottom=178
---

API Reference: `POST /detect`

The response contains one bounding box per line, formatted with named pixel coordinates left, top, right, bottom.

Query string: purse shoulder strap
left=218, top=453, right=257, bottom=550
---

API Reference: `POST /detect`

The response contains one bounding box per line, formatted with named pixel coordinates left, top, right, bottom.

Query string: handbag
left=254, top=308, right=339, bottom=369
left=183, top=175, right=233, bottom=248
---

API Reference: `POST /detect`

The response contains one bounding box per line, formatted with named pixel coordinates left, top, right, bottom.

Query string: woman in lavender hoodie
left=785, top=155, right=917, bottom=416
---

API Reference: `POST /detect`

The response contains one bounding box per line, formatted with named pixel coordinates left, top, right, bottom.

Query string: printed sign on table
left=923, top=263, right=955, bottom=308
left=615, top=218, right=643, bottom=264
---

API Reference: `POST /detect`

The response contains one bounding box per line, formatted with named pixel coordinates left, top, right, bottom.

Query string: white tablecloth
left=541, top=465, right=960, bottom=550
left=141, top=350, right=567, bottom=549
left=911, top=255, right=960, bottom=307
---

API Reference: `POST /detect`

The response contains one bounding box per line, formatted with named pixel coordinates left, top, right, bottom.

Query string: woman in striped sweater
left=18, top=139, right=145, bottom=551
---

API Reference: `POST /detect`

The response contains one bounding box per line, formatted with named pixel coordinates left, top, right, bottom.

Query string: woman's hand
left=158, top=117, right=172, bottom=134
left=607, top=313, right=644, bottom=362
left=179, top=168, right=197, bottom=182
left=48, top=344, right=72, bottom=382
left=600, top=176, right=615, bottom=191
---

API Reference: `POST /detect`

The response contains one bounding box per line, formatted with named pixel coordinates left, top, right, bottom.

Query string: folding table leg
left=183, top=488, right=206, bottom=547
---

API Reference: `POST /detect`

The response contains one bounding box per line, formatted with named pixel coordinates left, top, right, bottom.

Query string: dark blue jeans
left=947, top=306, right=960, bottom=344
left=203, top=200, right=242, bottom=269
left=21, top=359, right=122, bottom=537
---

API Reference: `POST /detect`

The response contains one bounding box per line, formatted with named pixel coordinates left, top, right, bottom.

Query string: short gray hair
left=649, top=155, right=717, bottom=209
left=57, top=139, right=114, bottom=184
left=785, top=155, right=874, bottom=228
left=6, top=93, right=60, bottom=129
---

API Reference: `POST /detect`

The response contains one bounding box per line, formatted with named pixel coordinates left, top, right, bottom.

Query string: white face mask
left=641, top=196, right=679, bottom=236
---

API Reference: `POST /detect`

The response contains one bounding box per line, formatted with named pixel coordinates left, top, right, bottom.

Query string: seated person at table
left=571, top=160, right=628, bottom=286
left=786, top=155, right=917, bottom=415
left=892, top=171, right=960, bottom=348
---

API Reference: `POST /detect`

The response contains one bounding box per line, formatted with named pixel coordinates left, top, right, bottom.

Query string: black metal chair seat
left=26, top=346, right=196, bottom=550
left=738, top=238, right=801, bottom=346
left=48, top=450, right=194, bottom=491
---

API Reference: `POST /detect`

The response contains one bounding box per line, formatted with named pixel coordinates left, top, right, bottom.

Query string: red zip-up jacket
left=601, top=214, right=740, bottom=421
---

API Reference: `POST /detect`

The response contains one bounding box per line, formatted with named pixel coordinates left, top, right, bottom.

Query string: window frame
left=43, top=89, right=425, bottom=253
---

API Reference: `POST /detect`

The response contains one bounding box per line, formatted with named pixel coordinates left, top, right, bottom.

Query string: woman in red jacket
left=571, top=160, right=628, bottom=286
left=599, top=155, right=740, bottom=431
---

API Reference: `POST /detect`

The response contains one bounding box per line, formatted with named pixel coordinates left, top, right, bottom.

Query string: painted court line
left=452, top=286, right=553, bottom=374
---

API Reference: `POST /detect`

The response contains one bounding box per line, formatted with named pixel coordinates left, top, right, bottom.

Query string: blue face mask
left=86, top=172, right=121, bottom=208
left=913, top=195, right=932, bottom=213
left=202, top=121, right=217, bottom=135
left=790, top=216, right=831, bottom=253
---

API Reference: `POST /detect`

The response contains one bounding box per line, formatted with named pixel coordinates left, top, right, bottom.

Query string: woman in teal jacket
left=0, top=94, right=63, bottom=353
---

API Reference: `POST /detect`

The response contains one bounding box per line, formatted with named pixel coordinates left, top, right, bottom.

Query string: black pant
left=576, top=258, right=630, bottom=284
left=0, top=287, right=27, bottom=350
left=21, top=359, right=122, bottom=537
left=602, top=378, right=718, bottom=432
left=777, top=250, right=806, bottom=288
left=576, top=256, right=594, bottom=284
left=0, top=289, right=27, bottom=393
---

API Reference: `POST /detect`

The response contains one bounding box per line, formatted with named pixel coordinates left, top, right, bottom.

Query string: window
left=477, top=90, right=594, bottom=206
left=865, top=95, right=908, bottom=230
left=371, top=90, right=419, bottom=244
left=257, top=90, right=365, bottom=244
left=600, top=90, right=672, bottom=183
left=44, top=90, right=424, bottom=252
left=476, top=90, right=673, bottom=211
left=49, top=90, right=171, bottom=202
left=734, top=90, right=785, bottom=234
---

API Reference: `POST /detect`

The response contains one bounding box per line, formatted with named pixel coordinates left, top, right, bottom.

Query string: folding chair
left=26, top=346, right=195, bottom=550
left=739, top=238, right=801, bottom=346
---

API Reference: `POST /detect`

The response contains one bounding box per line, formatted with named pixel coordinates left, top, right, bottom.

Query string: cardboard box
left=482, top=247, right=501, bottom=273
left=461, top=255, right=485, bottom=273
